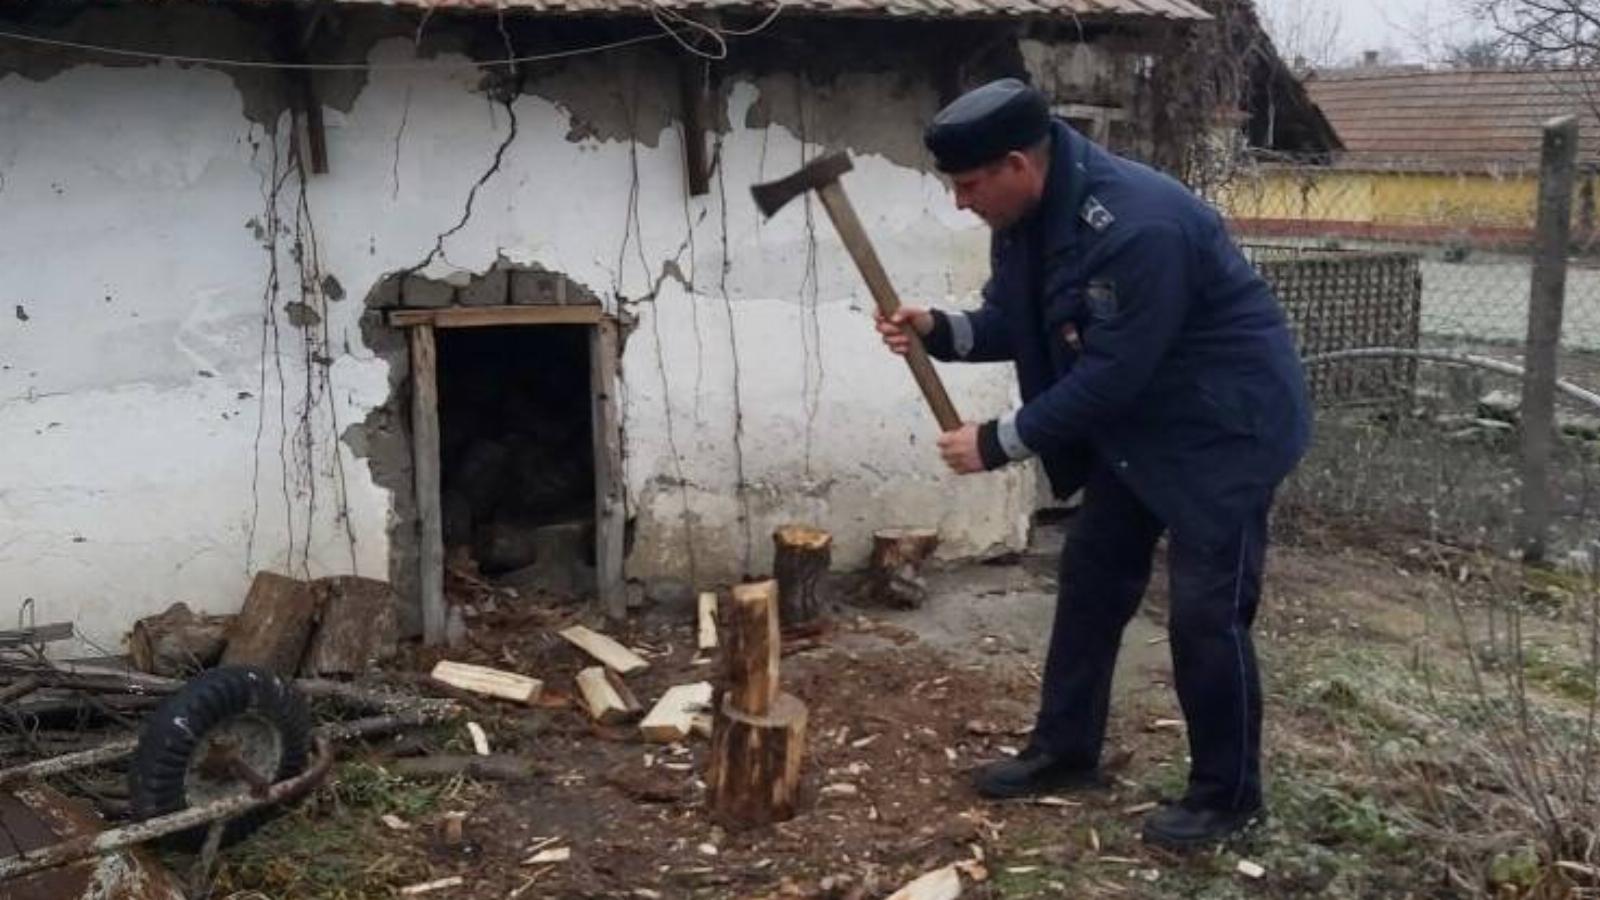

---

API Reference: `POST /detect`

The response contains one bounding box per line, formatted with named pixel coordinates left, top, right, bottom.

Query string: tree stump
left=869, top=528, right=940, bottom=609
left=772, top=525, right=832, bottom=628
left=707, top=579, right=808, bottom=828
left=707, top=692, right=808, bottom=828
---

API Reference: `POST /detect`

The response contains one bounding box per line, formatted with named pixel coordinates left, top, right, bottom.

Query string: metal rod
left=0, top=737, right=334, bottom=882
left=1300, top=347, right=1600, bottom=412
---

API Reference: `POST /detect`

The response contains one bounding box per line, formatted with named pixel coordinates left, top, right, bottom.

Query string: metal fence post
left=1519, top=115, right=1579, bottom=564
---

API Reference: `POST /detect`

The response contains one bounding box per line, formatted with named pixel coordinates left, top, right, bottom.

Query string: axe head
left=750, top=152, right=854, bottom=218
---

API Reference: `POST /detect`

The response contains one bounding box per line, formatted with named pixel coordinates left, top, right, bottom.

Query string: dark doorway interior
left=437, top=326, right=596, bottom=594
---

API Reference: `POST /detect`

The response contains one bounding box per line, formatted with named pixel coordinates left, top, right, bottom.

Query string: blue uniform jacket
left=925, top=121, right=1312, bottom=546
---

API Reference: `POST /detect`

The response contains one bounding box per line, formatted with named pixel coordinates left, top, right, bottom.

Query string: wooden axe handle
left=813, top=181, right=962, bottom=432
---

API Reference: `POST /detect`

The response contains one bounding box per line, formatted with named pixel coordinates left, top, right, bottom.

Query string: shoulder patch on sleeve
left=1080, top=195, right=1115, bottom=232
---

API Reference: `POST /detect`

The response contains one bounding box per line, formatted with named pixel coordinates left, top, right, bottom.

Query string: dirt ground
left=205, top=521, right=1599, bottom=900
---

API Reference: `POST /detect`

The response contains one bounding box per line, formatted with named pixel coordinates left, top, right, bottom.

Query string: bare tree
left=1257, top=0, right=1345, bottom=70
left=1465, top=0, right=1600, bottom=125
left=1471, top=0, right=1600, bottom=66
left=1445, top=36, right=1516, bottom=67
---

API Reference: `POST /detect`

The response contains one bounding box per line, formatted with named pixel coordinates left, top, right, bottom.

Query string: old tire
left=129, top=665, right=312, bottom=850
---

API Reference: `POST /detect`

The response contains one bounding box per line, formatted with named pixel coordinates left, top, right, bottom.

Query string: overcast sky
left=1256, top=0, right=1492, bottom=66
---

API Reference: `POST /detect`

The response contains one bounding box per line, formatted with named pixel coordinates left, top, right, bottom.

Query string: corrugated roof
left=1306, top=68, right=1600, bottom=171
left=324, top=0, right=1209, bottom=20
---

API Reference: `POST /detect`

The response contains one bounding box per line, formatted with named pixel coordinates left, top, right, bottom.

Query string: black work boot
left=972, top=746, right=1105, bottom=800
left=1140, top=801, right=1264, bottom=851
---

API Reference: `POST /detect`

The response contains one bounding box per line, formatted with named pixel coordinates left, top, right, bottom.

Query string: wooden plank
left=590, top=319, right=626, bottom=620
left=429, top=660, right=542, bottom=705
left=560, top=625, right=649, bottom=676
left=697, top=592, right=719, bottom=651
left=302, top=576, right=399, bottom=677
left=640, top=682, right=713, bottom=743
left=678, top=57, right=711, bottom=196
left=410, top=324, right=448, bottom=646
left=575, top=666, right=640, bottom=724
left=220, top=572, right=319, bottom=675
left=0, top=623, right=74, bottom=648
left=389, top=305, right=603, bottom=329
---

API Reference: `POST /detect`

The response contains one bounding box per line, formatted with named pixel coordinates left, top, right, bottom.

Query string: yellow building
left=1222, top=67, right=1600, bottom=249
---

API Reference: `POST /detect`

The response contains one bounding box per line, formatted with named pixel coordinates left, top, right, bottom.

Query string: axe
left=752, top=152, right=962, bottom=432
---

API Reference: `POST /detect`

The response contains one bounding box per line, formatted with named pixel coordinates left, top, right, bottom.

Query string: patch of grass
left=1519, top=642, right=1597, bottom=703
left=210, top=759, right=462, bottom=899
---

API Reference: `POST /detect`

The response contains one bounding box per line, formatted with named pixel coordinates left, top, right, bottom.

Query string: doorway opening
left=437, top=325, right=596, bottom=595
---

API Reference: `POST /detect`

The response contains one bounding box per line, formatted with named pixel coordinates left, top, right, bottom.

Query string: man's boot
left=1140, top=801, right=1264, bottom=850
left=972, top=746, right=1105, bottom=799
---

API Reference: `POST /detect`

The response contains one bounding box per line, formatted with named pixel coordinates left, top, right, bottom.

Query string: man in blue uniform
left=877, top=79, right=1312, bottom=849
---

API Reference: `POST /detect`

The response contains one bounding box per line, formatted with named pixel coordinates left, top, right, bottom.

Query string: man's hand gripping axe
left=751, top=152, right=962, bottom=432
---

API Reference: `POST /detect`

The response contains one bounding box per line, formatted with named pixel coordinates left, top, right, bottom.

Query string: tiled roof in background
left=1306, top=68, right=1600, bottom=171
left=322, top=0, right=1209, bottom=20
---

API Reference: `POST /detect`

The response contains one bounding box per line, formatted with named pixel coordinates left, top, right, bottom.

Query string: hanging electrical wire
left=0, top=0, right=787, bottom=71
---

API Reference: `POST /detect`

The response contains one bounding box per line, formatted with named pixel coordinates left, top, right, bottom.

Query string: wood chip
left=698, top=843, right=719, bottom=856
left=560, top=625, right=650, bottom=675
left=523, top=847, right=571, bottom=866
left=380, top=814, right=410, bottom=831
left=850, top=734, right=880, bottom=749
left=399, top=876, right=464, bottom=895
left=1123, top=801, right=1159, bottom=815
left=1236, top=860, right=1265, bottom=879
left=1147, top=718, right=1184, bottom=732
left=466, top=721, right=490, bottom=756
left=1032, top=796, right=1080, bottom=808
left=1005, top=866, right=1038, bottom=875
left=887, top=864, right=962, bottom=900
left=821, top=783, right=859, bottom=797
left=697, top=592, right=719, bottom=651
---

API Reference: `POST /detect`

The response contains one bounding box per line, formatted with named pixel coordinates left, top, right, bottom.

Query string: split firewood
left=221, top=571, right=320, bottom=675
left=697, top=592, right=719, bottom=652
left=723, top=581, right=780, bottom=716
left=773, top=525, right=832, bottom=627
left=640, top=682, right=714, bottom=743
left=575, top=666, right=641, bottom=725
left=128, top=603, right=232, bottom=677
left=302, top=576, right=399, bottom=677
left=868, top=528, right=939, bottom=609
left=429, top=660, right=543, bottom=705
left=560, top=625, right=650, bottom=676
left=887, top=864, right=962, bottom=900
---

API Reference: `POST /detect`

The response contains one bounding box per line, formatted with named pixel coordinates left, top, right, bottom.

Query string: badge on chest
left=1086, top=279, right=1119, bottom=320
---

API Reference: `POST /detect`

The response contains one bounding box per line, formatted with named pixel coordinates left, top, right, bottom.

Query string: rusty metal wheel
left=128, top=666, right=311, bottom=850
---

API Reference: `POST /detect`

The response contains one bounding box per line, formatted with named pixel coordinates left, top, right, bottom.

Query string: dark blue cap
left=924, top=78, right=1050, bottom=174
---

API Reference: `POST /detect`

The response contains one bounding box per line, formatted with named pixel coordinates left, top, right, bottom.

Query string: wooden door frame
left=391, top=305, right=626, bottom=645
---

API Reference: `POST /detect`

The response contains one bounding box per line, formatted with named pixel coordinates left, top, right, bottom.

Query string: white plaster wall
left=0, top=38, right=1032, bottom=649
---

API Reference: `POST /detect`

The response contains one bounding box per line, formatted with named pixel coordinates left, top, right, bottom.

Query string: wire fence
left=1213, top=156, right=1600, bottom=562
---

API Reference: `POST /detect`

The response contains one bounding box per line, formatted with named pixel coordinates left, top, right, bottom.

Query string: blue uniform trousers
left=1032, top=460, right=1269, bottom=813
